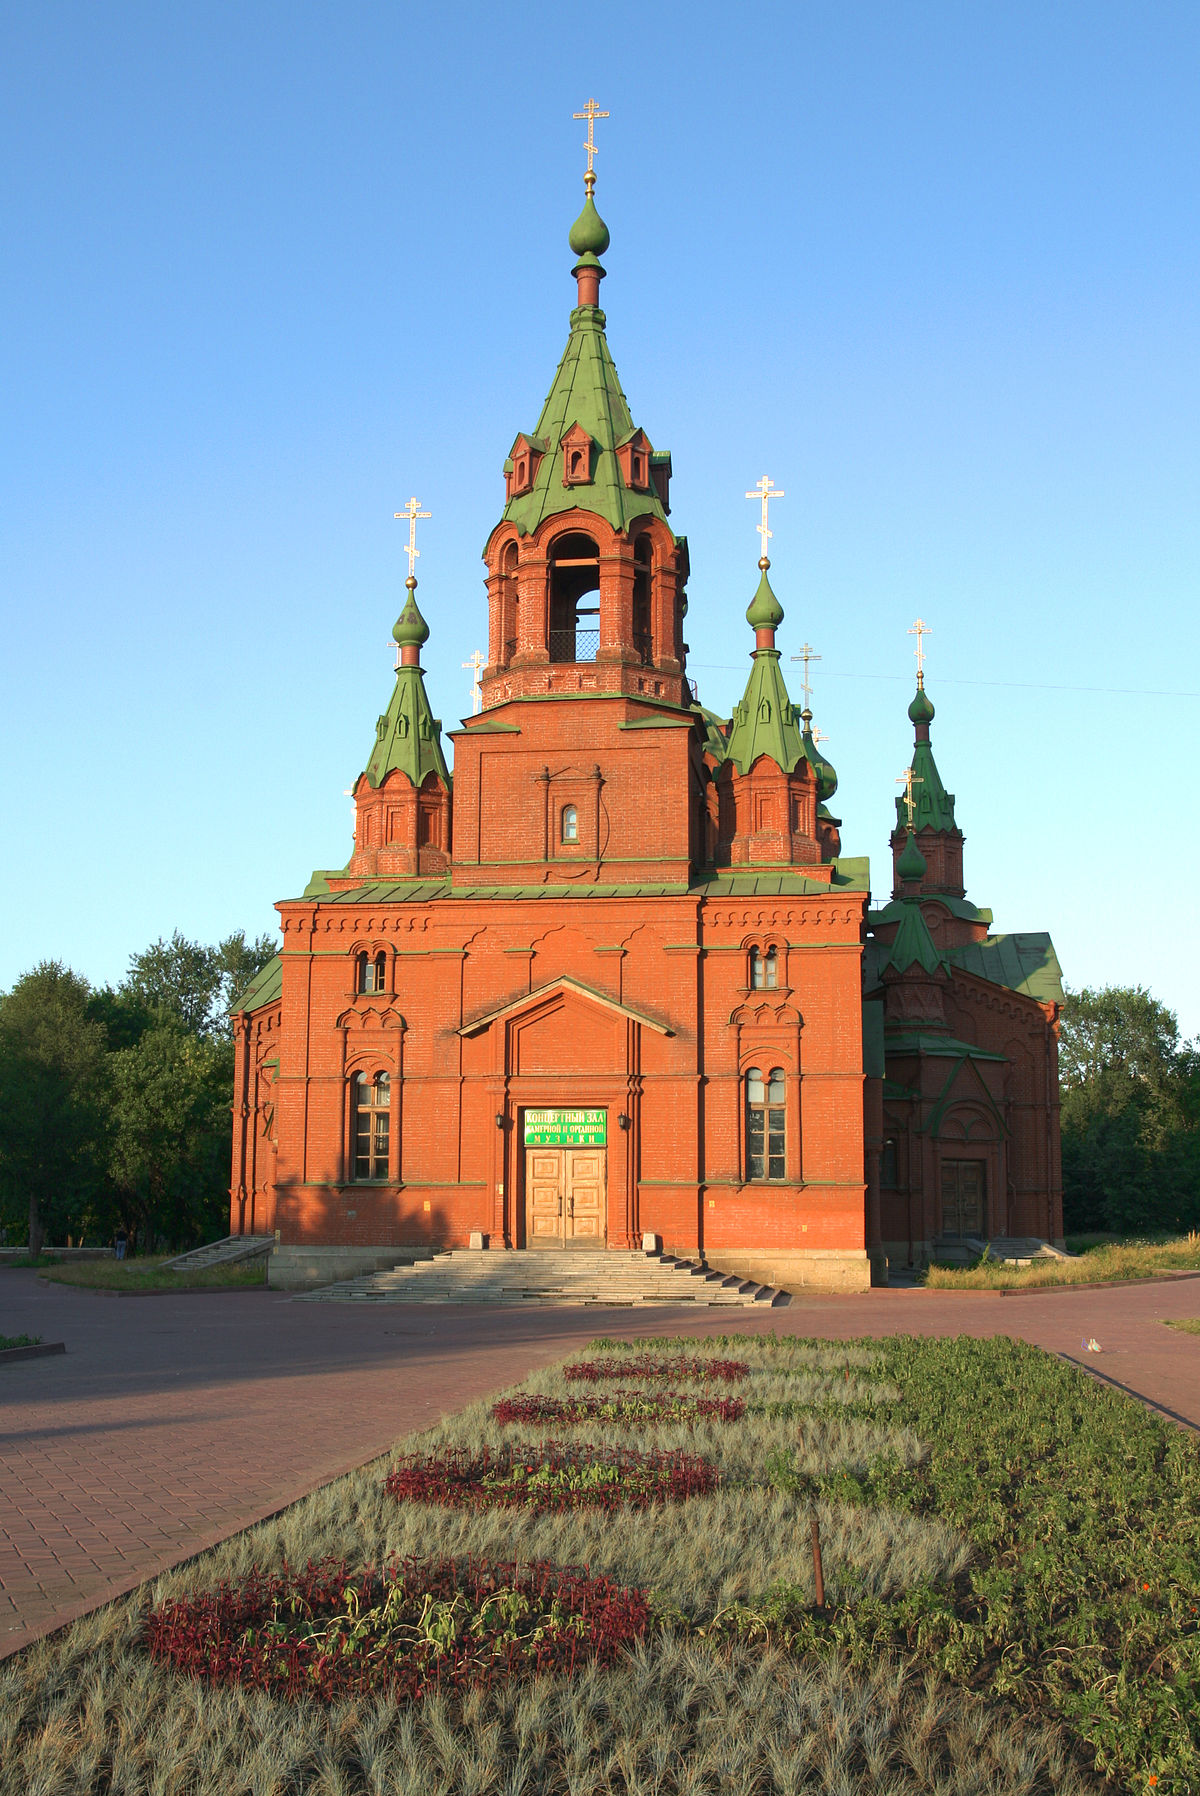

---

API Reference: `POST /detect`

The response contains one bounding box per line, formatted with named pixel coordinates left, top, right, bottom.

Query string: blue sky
left=3, top=2, right=1198, bottom=1034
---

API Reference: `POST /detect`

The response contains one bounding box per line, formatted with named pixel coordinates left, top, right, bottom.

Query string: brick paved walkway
left=1, top=1267, right=1198, bottom=1659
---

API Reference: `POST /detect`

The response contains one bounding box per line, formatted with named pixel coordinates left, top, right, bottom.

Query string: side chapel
left=230, top=144, right=1064, bottom=1291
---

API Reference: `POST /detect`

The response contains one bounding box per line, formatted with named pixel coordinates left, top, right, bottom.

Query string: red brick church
left=230, top=159, right=1063, bottom=1291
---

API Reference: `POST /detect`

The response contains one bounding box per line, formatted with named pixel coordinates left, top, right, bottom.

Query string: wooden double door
left=525, top=1148, right=606, bottom=1247
left=940, top=1158, right=986, bottom=1239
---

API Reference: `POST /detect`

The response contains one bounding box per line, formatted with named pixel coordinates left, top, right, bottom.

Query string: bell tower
left=478, top=128, right=689, bottom=713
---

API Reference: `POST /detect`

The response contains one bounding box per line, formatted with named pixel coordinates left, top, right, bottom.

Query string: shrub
left=145, top=1555, right=650, bottom=1703
left=563, top=1355, right=749, bottom=1384
left=385, top=1443, right=720, bottom=1512
left=492, top=1391, right=746, bottom=1426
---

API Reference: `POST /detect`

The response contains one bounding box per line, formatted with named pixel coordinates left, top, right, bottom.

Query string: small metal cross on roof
left=462, top=649, right=485, bottom=716
left=790, top=640, right=821, bottom=710
left=908, top=616, right=932, bottom=685
left=573, top=97, right=609, bottom=188
left=394, top=496, right=431, bottom=583
left=746, top=475, right=784, bottom=564
left=896, top=765, right=924, bottom=827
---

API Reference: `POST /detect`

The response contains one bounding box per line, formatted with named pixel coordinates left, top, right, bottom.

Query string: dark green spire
left=896, top=679, right=958, bottom=833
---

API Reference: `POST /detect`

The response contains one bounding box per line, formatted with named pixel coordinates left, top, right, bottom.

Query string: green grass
left=1165, top=1317, right=1200, bottom=1337
left=0, top=1332, right=41, bottom=1350
left=3, top=1332, right=1197, bottom=1793
left=923, top=1232, right=1200, bottom=1289
left=31, top=1253, right=268, bottom=1292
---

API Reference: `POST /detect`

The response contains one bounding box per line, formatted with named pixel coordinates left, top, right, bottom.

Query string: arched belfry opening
left=632, top=533, right=653, bottom=665
left=499, top=539, right=518, bottom=663
left=548, top=531, right=600, bottom=663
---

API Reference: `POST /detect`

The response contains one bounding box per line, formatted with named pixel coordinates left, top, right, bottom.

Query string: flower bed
left=385, top=1443, right=719, bottom=1511
left=145, top=1556, right=649, bottom=1702
left=563, top=1355, right=749, bottom=1385
left=492, top=1390, right=746, bottom=1426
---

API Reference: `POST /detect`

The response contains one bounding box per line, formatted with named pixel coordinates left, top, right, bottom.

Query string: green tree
left=108, top=1020, right=235, bottom=1250
left=0, top=963, right=111, bottom=1255
left=1059, top=986, right=1199, bottom=1235
left=123, top=929, right=276, bottom=1039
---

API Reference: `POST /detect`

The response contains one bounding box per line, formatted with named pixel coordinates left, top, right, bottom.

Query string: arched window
left=746, top=1066, right=786, bottom=1181
left=561, top=804, right=578, bottom=843
left=749, top=946, right=778, bottom=990
left=352, top=1072, right=390, bottom=1181
left=548, top=532, right=600, bottom=663
left=356, top=953, right=386, bottom=994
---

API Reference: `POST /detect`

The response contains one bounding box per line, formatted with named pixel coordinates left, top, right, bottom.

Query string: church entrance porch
left=522, top=1109, right=608, bottom=1248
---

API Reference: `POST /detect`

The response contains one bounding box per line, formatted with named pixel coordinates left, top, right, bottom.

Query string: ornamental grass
left=384, top=1443, right=719, bottom=1512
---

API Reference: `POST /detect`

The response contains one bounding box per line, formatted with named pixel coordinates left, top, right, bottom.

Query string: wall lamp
left=617, top=1113, right=631, bottom=1131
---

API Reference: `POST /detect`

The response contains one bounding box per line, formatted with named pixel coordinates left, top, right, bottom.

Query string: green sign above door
left=523, top=1108, right=607, bottom=1147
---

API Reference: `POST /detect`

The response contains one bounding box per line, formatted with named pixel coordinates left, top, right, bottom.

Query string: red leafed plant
left=492, top=1390, right=746, bottom=1426
left=144, top=1556, right=649, bottom=1703
left=384, top=1442, right=719, bottom=1512
left=563, top=1356, right=749, bottom=1385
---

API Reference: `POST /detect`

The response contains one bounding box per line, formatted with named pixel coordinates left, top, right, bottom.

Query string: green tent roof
left=884, top=900, right=947, bottom=978
left=501, top=299, right=673, bottom=540
left=725, top=647, right=807, bottom=775
left=360, top=658, right=450, bottom=793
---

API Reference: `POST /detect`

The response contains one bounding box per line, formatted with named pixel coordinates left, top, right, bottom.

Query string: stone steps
left=160, top=1234, right=276, bottom=1272
left=296, top=1249, right=789, bottom=1307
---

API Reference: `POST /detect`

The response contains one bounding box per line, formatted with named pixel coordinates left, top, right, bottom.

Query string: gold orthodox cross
left=394, top=496, right=431, bottom=582
left=790, top=641, right=821, bottom=710
left=462, top=649, right=485, bottom=716
left=573, top=98, right=609, bottom=188
left=908, top=616, right=932, bottom=684
left=746, top=475, right=784, bottom=563
left=896, top=765, right=924, bottom=827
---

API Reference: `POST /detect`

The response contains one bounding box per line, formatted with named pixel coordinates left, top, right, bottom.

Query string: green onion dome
left=745, top=565, right=784, bottom=631
left=898, top=832, right=927, bottom=882
left=568, top=193, right=610, bottom=258
left=392, top=589, right=430, bottom=648
left=908, top=684, right=935, bottom=725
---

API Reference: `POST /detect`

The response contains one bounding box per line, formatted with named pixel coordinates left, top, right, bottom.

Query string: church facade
left=230, top=174, right=1063, bottom=1291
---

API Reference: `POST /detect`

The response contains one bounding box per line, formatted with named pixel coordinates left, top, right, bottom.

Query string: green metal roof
left=291, top=857, right=871, bottom=908
left=945, top=933, right=1064, bottom=1005
left=500, top=298, right=672, bottom=539
left=360, top=659, right=450, bottom=793
left=883, top=1031, right=1006, bottom=1062
left=233, top=953, right=282, bottom=1015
